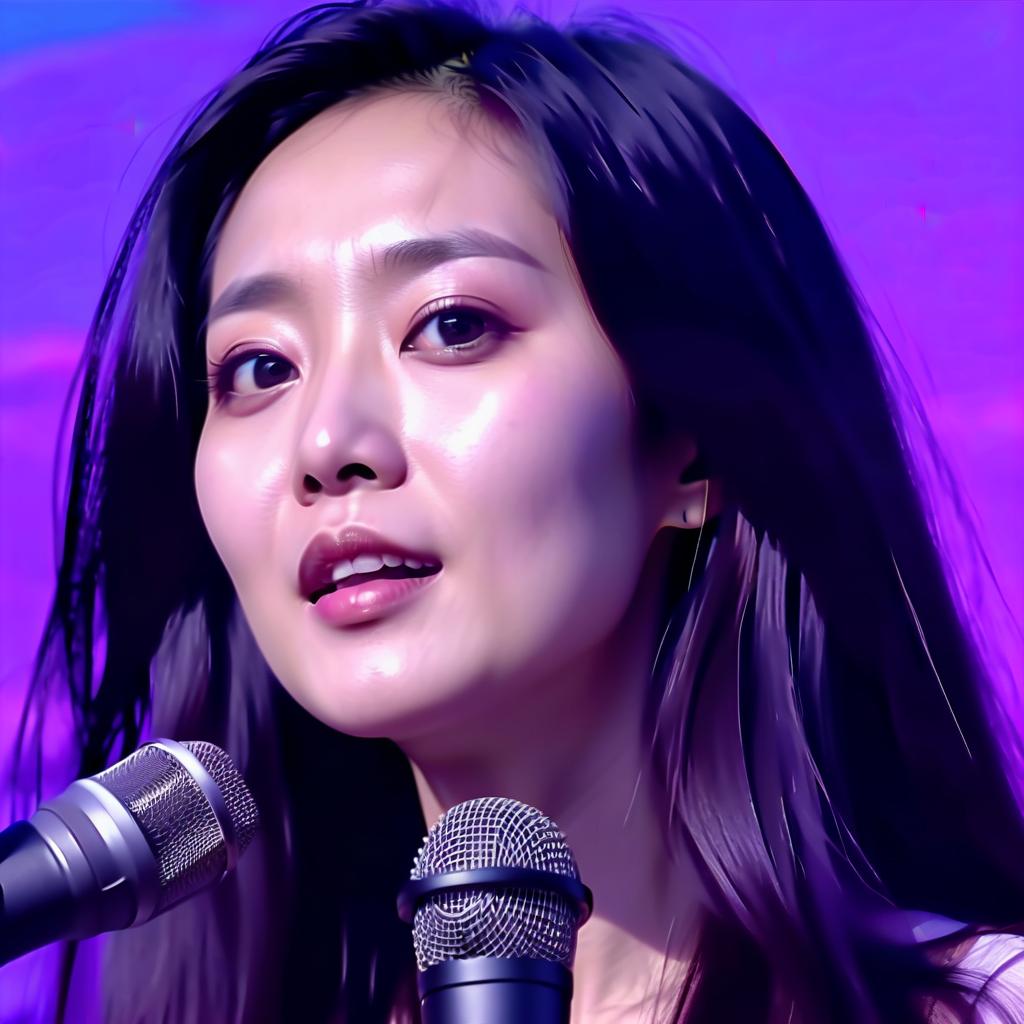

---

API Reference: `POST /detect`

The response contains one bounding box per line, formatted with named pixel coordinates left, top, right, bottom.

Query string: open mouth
left=309, top=563, right=442, bottom=605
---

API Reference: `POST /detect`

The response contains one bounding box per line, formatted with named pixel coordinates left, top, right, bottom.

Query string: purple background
left=1, top=1, right=1021, bottom=1019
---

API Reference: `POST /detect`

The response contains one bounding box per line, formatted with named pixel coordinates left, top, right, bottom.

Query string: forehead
left=211, top=90, right=564, bottom=291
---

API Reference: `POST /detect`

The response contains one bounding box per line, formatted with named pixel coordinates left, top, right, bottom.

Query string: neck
left=398, top=544, right=703, bottom=1021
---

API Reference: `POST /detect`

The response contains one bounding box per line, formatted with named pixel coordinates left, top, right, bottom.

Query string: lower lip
left=308, top=570, right=442, bottom=628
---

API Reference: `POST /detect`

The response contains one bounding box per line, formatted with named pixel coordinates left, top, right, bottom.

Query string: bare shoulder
left=947, top=932, right=1024, bottom=1023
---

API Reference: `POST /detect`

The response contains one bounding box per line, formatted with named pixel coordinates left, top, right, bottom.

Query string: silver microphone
left=0, top=738, right=259, bottom=966
left=397, top=796, right=593, bottom=1024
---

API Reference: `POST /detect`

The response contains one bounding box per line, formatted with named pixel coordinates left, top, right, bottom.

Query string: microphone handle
left=0, top=820, right=76, bottom=966
left=418, top=958, right=572, bottom=1024
left=0, top=781, right=150, bottom=966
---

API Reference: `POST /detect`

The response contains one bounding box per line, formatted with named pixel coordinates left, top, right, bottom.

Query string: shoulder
left=948, top=932, right=1024, bottom=1024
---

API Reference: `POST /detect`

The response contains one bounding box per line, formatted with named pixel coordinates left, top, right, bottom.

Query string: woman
left=14, top=1, right=1024, bottom=1021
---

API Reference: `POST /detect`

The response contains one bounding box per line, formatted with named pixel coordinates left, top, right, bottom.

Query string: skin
left=195, top=88, right=721, bottom=1022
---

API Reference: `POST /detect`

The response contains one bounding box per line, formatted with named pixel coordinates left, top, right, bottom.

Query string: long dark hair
left=14, top=1, right=1024, bottom=1021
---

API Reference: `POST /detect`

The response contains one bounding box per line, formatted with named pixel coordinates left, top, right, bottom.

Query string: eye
left=402, top=297, right=515, bottom=357
left=206, top=349, right=298, bottom=400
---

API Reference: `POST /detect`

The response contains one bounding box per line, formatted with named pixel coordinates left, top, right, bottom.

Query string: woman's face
left=195, top=90, right=680, bottom=747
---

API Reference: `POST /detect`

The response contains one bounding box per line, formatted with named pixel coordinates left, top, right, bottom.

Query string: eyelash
left=204, top=297, right=515, bottom=401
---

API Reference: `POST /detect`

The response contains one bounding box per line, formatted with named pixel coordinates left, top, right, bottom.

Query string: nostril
left=303, top=463, right=375, bottom=493
left=337, top=464, right=376, bottom=482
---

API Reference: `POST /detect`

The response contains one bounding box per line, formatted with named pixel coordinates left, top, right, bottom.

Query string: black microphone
left=0, top=738, right=259, bottom=966
left=397, top=796, right=593, bottom=1024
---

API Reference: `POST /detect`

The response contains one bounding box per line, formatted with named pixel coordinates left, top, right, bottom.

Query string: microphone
left=397, top=796, right=593, bottom=1024
left=0, top=738, right=259, bottom=966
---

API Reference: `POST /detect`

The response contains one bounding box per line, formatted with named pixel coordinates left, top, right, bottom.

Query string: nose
left=293, top=350, right=408, bottom=503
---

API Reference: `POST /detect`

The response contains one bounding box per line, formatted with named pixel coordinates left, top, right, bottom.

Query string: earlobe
left=678, top=478, right=713, bottom=530
left=660, top=477, right=721, bottom=531
left=653, top=443, right=721, bottom=531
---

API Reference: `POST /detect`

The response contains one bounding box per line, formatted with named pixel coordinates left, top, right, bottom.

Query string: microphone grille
left=410, top=796, right=581, bottom=969
left=93, top=740, right=258, bottom=913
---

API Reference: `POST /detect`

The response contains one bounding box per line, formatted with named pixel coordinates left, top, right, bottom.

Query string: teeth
left=352, top=553, right=385, bottom=575
left=328, top=553, right=437, bottom=586
left=331, top=558, right=355, bottom=583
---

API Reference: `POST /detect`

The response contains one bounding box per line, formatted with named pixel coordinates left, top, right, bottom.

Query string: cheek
left=194, top=421, right=287, bottom=588
left=423, top=357, right=645, bottom=658
left=490, top=366, right=639, bottom=540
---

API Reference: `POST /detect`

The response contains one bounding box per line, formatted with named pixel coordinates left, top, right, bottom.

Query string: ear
left=655, top=446, right=723, bottom=531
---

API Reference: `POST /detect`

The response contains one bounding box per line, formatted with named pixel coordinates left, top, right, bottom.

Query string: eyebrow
left=206, top=228, right=550, bottom=326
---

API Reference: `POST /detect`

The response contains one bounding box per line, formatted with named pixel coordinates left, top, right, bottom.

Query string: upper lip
left=298, top=524, right=442, bottom=603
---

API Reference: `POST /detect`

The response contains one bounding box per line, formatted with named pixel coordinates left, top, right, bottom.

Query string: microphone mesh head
left=410, top=796, right=581, bottom=970
left=93, top=741, right=258, bottom=913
